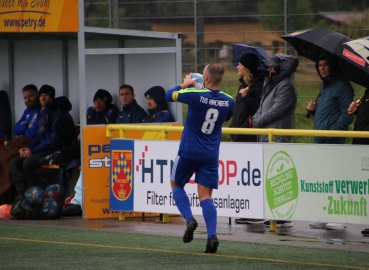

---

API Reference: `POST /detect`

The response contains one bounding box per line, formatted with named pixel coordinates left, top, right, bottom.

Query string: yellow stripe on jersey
left=172, top=91, right=179, bottom=101
left=178, top=87, right=211, bottom=94
left=177, top=87, right=233, bottom=99
left=219, top=91, right=234, bottom=99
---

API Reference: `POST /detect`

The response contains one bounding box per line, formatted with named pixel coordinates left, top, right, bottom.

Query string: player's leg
left=196, top=163, right=219, bottom=253
left=170, top=155, right=198, bottom=243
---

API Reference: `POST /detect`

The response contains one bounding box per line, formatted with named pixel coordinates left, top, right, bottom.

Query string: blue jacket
left=27, top=97, right=73, bottom=155
left=141, top=109, right=175, bottom=123
left=313, top=74, right=354, bottom=143
left=116, top=99, right=147, bottom=124
left=13, top=105, right=40, bottom=139
left=86, top=104, right=119, bottom=125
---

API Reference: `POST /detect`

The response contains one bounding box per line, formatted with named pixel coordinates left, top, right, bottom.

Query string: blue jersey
left=166, top=86, right=234, bottom=162
left=13, top=106, right=40, bottom=139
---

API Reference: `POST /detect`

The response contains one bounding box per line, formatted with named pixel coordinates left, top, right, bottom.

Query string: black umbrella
left=281, top=28, right=369, bottom=87
left=232, top=44, right=270, bottom=70
left=281, top=28, right=351, bottom=61
left=340, top=37, right=369, bottom=87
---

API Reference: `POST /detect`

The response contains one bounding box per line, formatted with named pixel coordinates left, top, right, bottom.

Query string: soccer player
left=165, top=63, right=234, bottom=253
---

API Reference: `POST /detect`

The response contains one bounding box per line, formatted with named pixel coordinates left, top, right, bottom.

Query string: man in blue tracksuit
left=0, top=84, right=40, bottom=205
left=165, top=63, right=234, bottom=254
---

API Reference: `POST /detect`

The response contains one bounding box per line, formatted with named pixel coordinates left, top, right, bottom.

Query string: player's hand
left=19, top=147, right=31, bottom=158
left=24, top=148, right=32, bottom=158
left=181, top=73, right=198, bottom=89
left=19, top=147, right=26, bottom=156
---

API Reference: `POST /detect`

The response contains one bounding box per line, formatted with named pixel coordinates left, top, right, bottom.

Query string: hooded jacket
left=312, top=53, right=354, bottom=143
left=142, top=86, right=175, bottom=123
left=27, top=96, right=73, bottom=155
left=252, top=54, right=299, bottom=143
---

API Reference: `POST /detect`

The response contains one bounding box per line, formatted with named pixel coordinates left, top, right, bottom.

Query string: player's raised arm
left=165, top=73, right=200, bottom=102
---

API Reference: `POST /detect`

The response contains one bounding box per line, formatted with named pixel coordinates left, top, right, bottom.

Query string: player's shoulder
left=219, top=91, right=234, bottom=101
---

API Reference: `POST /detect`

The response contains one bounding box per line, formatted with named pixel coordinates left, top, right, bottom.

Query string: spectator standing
left=165, top=64, right=234, bottom=253
left=142, top=86, right=175, bottom=123
left=348, top=88, right=369, bottom=145
left=306, top=52, right=354, bottom=230
left=306, top=52, right=354, bottom=144
left=63, top=89, right=118, bottom=217
left=116, top=84, right=147, bottom=123
left=0, top=84, right=40, bottom=205
left=0, top=90, right=12, bottom=143
left=229, top=53, right=265, bottom=142
left=228, top=53, right=266, bottom=225
left=252, top=54, right=299, bottom=143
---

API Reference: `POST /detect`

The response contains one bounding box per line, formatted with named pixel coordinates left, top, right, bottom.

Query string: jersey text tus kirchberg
left=200, top=96, right=229, bottom=107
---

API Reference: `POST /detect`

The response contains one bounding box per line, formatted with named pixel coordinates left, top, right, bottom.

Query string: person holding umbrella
left=229, top=53, right=265, bottom=142
left=306, top=52, right=354, bottom=144
left=229, top=53, right=266, bottom=225
left=347, top=88, right=369, bottom=145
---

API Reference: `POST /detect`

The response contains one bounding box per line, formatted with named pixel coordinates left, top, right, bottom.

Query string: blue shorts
left=171, top=155, right=219, bottom=189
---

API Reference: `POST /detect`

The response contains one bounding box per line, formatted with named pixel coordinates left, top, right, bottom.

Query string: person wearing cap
left=10, top=84, right=63, bottom=203
left=142, top=86, right=175, bottom=123
left=116, top=84, right=147, bottom=124
left=252, top=54, right=299, bottom=143
left=229, top=53, right=265, bottom=142
left=86, top=89, right=119, bottom=125
left=306, top=52, right=354, bottom=144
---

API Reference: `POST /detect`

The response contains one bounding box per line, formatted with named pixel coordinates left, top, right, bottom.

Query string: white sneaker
left=325, top=223, right=346, bottom=230
left=309, top=222, right=327, bottom=229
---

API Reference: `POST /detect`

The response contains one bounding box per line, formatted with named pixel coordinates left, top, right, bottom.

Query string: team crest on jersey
left=111, top=150, right=133, bottom=201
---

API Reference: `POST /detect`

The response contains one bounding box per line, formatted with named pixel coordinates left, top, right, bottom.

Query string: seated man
left=63, top=89, right=118, bottom=216
left=10, top=85, right=61, bottom=202
left=142, top=86, right=175, bottom=123
left=86, top=89, right=119, bottom=125
left=0, top=84, right=40, bottom=205
left=116, top=84, right=147, bottom=123
left=38, top=96, right=81, bottom=191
